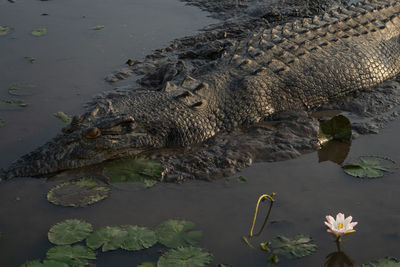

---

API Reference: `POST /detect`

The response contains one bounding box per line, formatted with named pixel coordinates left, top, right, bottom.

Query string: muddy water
left=1, top=116, right=400, bottom=266
left=1, top=0, right=400, bottom=267
left=0, top=0, right=216, bottom=168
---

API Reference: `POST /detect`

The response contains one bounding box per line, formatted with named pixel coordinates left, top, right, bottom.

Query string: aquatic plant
left=325, top=213, right=357, bottom=241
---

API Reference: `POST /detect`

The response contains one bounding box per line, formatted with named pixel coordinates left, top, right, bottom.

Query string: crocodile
left=2, top=0, right=400, bottom=179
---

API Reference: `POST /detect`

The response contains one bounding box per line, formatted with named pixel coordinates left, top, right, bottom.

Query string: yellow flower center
left=337, top=223, right=344, bottom=229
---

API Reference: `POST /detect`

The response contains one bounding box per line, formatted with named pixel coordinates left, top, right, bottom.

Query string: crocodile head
left=1, top=89, right=208, bottom=179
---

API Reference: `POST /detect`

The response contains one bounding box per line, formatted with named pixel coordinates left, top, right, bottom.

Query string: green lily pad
left=25, top=56, right=36, bottom=63
left=91, top=25, right=105, bottom=30
left=363, top=257, right=400, bottom=266
left=48, top=219, right=93, bottom=245
left=343, top=156, right=396, bottom=178
left=157, top=246, right=212, bottom=267
left=46, top=245, right=96, bottom=267
left=22, top=260, right=69, bottom=267
left=155, top=219, right=202, bottom=248
left=270, top=234, right=317, bottom=259
left=31, top=28, right=47, bottom=37
left=0, top=26, right=11, bottom=36
left=103, top=158, right=163, bottom=187
left=137, top=262, right=155, bottom=267
left=0, top=119, right=4, bottom=127
left=0, top=99, right=28, bottom=108
left=47, top=178, right=111, bottom=207
left=8, top=82, right=37, bottom=96
left=121, top=225, right=157, bottom=251
left=237, top=176, right=247, bottom=182
left=86, top=225, right=157, bottom=252
left=318, top=115, right=351, bottom=145
left=53, top=111, right=72, bottom=123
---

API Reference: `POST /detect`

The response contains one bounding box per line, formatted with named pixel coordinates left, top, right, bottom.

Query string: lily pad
left=0, top=119, right=4, bottom=127
left=121, top=225, right=157, bottom=251
left=48, top=219, right=93, bottom=245
left=86, top=226, right=126, bottom=252
left=25, top=56, right=36, bottom=63
left=0, top=26, right=11, bottom=36
left=91, top=25, right=105, bottom=30
left=31, top=28, right=47, bottom=37
left=53, top=111, right=72, bottom=123
left=47, top=178, right=111, bottom=207
left=0, top=99, right=28, bottom=108
left=318, top=115, right=351, bottom=145
left=238, top=176, right=247, bottom=182
left=157, top=246, right=212, bottom=267
left=46, top=245, right=96, bottom=267
left=363, top=257, right=400, bottom=266
left=86, top=225, right=157, bottom=252
left=343, top=156, right=396, bottom=178
left=103, top=158, right=163, bottom=187
left=22, top=260, right=69, bottom=267
left=270, top=234, right=317, bottom=259
left=155, top=219, right=202, bottom=248
left=8, top=82, right=37, bottom=96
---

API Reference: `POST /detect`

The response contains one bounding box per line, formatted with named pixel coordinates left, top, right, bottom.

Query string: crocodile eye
left=85, top=127, right=101, bottom=139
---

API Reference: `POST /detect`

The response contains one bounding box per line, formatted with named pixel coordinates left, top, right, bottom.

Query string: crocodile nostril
left=85, top=127, right=101, bottom=139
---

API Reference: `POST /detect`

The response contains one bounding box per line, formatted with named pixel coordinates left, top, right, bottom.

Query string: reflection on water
left=325, top=240, right=354, bottom=267
left=318, top=140, right=351, bottom=165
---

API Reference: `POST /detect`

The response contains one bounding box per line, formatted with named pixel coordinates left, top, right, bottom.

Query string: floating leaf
left=86, top=226, right=127, bottom=252
left=48, top=219, right=93, bottom=245
left=157, top=246, right=212, bottom=267
left=121, top=225, right=157, bottom=251
left=318, top=115, right=351, bottom=145
left=0, top=119, right=4, bottom=127
left=22, top=260, right=69, bottom=267
left=53, top=111, right=72, bottom=123
left=238, top=176, right=247, bottom=182
left=31, top=28, right=47, bottom=37
left=46, top=245, right=96, bottom=267
left=103, top=158, right=163, bottom=187
left=86, top=225, right=156, bottom=252
left=156, top=219, right=202, bottom=248
left=270, top=234, right=317, bottom=259
left=0, top=26, right=11, bottom=36
left=0, top=99, right=28, bottom=108
left=343, top=156, right=396, bottom=178
left=137, top=263, right=155, bottom=267
left=363, top=256, right=400, bottom=266
left=91, top=25, right=105, bottom=30
left=8, top=82, right=37, bottom=96
left=47, top=178, right=111, bottom=207
left=24, top=56, right=36, bottom=63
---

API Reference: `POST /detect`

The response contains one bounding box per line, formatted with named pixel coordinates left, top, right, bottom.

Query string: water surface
left=1, top=0, right=400, bottom=266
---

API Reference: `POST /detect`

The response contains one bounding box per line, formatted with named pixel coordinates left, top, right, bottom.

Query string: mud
left=105, top=0, right=400, bottom=182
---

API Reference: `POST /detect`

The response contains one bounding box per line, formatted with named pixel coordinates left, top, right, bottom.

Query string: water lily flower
left=325, top=213, right=358, bottom=239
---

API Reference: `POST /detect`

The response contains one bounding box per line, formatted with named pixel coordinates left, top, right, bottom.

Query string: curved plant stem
left=249, top=193, right=275, bottom=237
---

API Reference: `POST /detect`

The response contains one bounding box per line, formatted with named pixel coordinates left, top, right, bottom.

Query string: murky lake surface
left=1, top=0, right=400, bottom=266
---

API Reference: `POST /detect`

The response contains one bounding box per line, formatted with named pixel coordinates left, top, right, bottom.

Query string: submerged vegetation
left=47, top=178, right=111, bottom=207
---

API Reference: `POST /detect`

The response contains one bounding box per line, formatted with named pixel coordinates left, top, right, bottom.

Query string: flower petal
left=326, top=215, right=335, bottom=225
left=344, top=216, right=353, bottom=225
left=337, top=213, right=345, bottom=222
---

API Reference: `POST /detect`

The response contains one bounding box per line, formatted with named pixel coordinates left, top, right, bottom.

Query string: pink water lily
left=325, top=213, right=358, bottom=238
